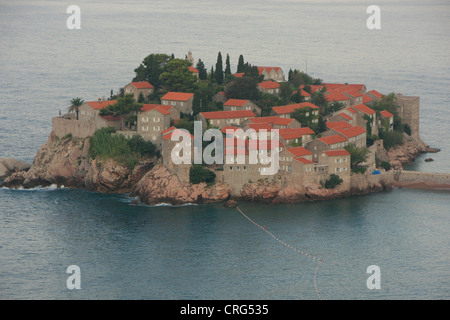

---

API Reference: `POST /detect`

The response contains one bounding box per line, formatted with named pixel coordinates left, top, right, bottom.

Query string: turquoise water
left=0, top=0, right=449, bottom=299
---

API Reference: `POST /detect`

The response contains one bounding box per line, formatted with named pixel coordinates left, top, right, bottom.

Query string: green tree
left=237, top=55, right=245, bottom=73
left=322, top=174, right=343, bottom=189
left=67, top=97, right=85, bottom=120
left=225, top=77, right=261, bottom=101
left=159, top=59, right=197, bottom=92
left=345, top=143, right=369, bottom=169
left=196, top=59, right=208, bottom=80
left=190, top=165, right=216, bottom=185
left=99, top=94, right=143, bottom=130
left=215, top=52, right=224, bottom=85
left=225, top=54, right=231, bottom=76
left=279, top=82, right=293, bottom=105
left=133, top=53, right=171, bottom=88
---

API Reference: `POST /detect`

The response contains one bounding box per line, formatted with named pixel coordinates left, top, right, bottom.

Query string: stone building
left=305, top=134, right=348, bottom=162
left=223, top=99, right=261, bottom=116
left=244, top=116, right=301, bottom=129
left=161, top=92, right=195, bottom=115
left=257, top=81, right=280, bottom=95
left=197, top=110, right=256, bottom=130
left=257, top=67, right=285, bottom=82
left=124, top=81, right=155, bottom=102
left=378, top=110, right=394, bottom=132
left=137, top=104, right=180, bottom=147
left=396, top=94, right=420, bottom=139
left=272, top=102, right=320, bottom=120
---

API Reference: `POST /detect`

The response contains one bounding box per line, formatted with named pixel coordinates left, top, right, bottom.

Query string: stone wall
left=52, top=117, right=97, bottom=139
left=396, top=170, right=450, bottom=186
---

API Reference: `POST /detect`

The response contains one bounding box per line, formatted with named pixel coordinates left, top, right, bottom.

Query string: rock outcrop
left=131, top=165, right=231, bottom=205
left=0, top=158, right=31, bottom=179
left=387, top=134, right=429, bottom=170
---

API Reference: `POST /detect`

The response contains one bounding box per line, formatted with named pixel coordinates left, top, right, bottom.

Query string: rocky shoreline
left=0, top=132, right=439, bottom=206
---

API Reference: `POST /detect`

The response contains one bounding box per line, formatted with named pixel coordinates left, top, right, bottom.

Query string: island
left=2, top=51, right=448, bottom=205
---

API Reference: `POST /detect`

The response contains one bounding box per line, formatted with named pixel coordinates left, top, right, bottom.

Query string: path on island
left=236, top=206, right=324, bottom=300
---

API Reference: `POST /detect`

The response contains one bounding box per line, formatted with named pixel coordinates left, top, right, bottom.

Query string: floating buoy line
left=236, top=206, right=323, bottom=300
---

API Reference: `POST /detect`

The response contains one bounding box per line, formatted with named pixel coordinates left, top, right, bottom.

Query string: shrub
left=189, top=165, right=216, bottom=185
left=380, top=161, right=392, bottom=171
left=351, top=166, right=367, bottom=174
left=380, top=130, right=404, bottom=150
left=322, top=174, right=343, bottom=189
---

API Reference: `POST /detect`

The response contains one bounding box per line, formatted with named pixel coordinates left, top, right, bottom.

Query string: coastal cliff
left=0, top=132, right=437, bottom=205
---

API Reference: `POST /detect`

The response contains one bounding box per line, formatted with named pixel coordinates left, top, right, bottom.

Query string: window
left=142, top=117, right=148, bottom=122
left=229, top=166, right=233, bottom=171
left=152, top=136, right=157, bottom=141
left=335, top=159, right=341, bottom=163
left=142, top=126, right=148, bottom=131
left=153, top=126, right=160, bottom=131
left=125, top=88, right=130, bottom=93
left=153, top=117, right=160, bottom=122
left=243, top=166, right=247, bottom=171
left=335, top=168, right=341, bottom=172
left=306, top=167, right=311, bottom=172
left=237, top=166, right=240, bottom=171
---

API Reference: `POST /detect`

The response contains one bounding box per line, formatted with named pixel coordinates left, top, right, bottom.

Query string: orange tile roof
left=161, top=92, right=194, bottom=101
left=131, top=81, right=154, bottom=89
left=279, top=127, right=315, bottom=140
left=337, top=113, right=353, bottom=121
left=299, top=85, right=323, bottom=93
left=200, top=110, right=256, bottom=119
left=141, top=104, right=173, bottom=115
left=286, top=146, right=312, bottom=157
left=294, top=157, right=315, bottom=164
left=189, top=66, right=199, bottom=73
left=326, top=121, right=352, bottom=129
left=162, top=127, right=194, bottom=140
left=318, top=134, right=348, bottom=145
left=221, top=126, right=240, bottom=134
left=233, top=73, right=245, bottom=78
left=333, top=125, right=366, bottom=138
left=247, top=123, right=274, bottom=131
left=380, top=110, right=394, bottom=118
left=362, top=94, right=373, bottom=104
left=352, top=104, right=376, bottom=115
left=258, top=81, right=280, bottom=89
left=369, top=90, right=383, bottom=98
left=87, top=100, right=117, bottom=110
left=345, top=106, right=357, bottom=113
left=248, top=116, right=294, bottom=126
left=224, top=99, right=250, bottom=107
left=324, top=149, right=350, bottom=157
left=324, top=92, right=351, bottom=102
left=272, top=102, right=319, bottom=115
left=257, top=66, right=281, bottom=75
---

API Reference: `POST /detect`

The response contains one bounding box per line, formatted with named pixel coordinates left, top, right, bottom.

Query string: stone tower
left=396, top=94, right=420, bottom=140
left=186, top=51, right=194, bottom=66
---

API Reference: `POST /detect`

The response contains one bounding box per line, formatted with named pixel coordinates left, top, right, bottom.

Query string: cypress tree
left=237, top=55, right=245, bottom=73
left=225, top=54, right=231, bottom=76
left=215, top=52, right=224, bottom=85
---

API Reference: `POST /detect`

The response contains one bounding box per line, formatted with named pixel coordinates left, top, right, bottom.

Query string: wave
left=1, top=184, right=66, bottom=191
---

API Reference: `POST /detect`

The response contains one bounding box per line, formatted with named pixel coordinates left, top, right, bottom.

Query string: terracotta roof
left=369, top=90, right=383, bottom=98
left=233, top=73, right=245, bottom=78
left=324, top=92, right=351, bottom=102
left=299, top=85, right=323, bottom=93
left=352, top=104, right=376, bottom=115
left=272, top=102, right=319, bottom=115
left=257, top=66, right=281, bottom=75
left=345, top=106, right=357, bottom=113
left=189, top=66, right=199, bottom=73
left=337, top=113, right=353, bottom=121
left=247, top=139, right=283, bottom=150
left=323, top=83, right=366, bottom=92
left=326, top=121, right=352, bottom=129
left=141, top=104, right=173, bottom=115
left=221, top=126, right=240, bottom=134
left=162, top=127, right=194, bottom=140
left=324, top=150, right=350, bottom=157
left=248, top=116, right=294, bottom=126
left=161, top=92, right=194, bottom=101
left=279, top=127, right=315, bottom=140
left=247, top=123, right=274, bottom=131
left=224, top=99, right=250, bottom=107
left=343, top=90, right=363, bottom=98
left=318, top=134, right=348, bottom=145
left=362, top=94, right=373, bottom=104
left=86, top=100, right=117, bottom=110
left=333, top=125, right=366, bottom=138
left=380, top=110, right=394, bottom=118
left=294, top=157, right=315, bottom=164
left=200, top=110, right=256, bottom=119
left=258, top=81, right=280, bottom=89
left=131, top=81, right=154, bottom=89
left=286, top=146, right=312, bottom=157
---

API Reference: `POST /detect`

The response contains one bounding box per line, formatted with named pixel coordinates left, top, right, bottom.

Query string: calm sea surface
left=0, top=0, right=449, bottom=299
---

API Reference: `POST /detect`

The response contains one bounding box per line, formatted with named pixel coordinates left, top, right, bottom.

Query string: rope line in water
left=236, top=206, right=323, bottom=300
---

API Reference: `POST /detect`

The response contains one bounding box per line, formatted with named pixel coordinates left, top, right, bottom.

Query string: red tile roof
left=258, top=81, right=280, bottom=89
left=131, top=81, right=154, bottom=89
left=380, top=110, right=394, bottom=118
left=318, top=134, right=348, bottom=145
left=337, top=113, right=353, bottom=121
left=161, top=92, right=194, bottom=101
left=324, top=150, right=350, bottom=157
left=272, top=102, right=319, bottom=115
left=352, top=104, right=376, bottom=115
left=87, top=100, right=117, bottom=110
left=141, top=104, right=173, bottom=115
left=345, top=106, right=357, bottom=113
left=189, top=66, right=199, bottom=73
left=323, top=83, right=366, bottom=92
left=326, top=121, right=352, bottom=129
left=248, top=116, right=295, bottom=126
left=333, top=125, right=366, bottom=138
left=233, top=73, right=245, bottom=78
left=247, top=139, right=283, bottom=150
left=286, top=146, right=312, bottom=157
left=257, top=66, right=281, bottom=75
left=247, top=123, right=274, bottom=131
left=224, top=99, right=250, bottom=107
left=299, top=85, right=324, bottom=93
left=369, top=90, right=383, bottom=99
left=162, top=127, right=194, bottom=140
left=221, top=126, right=240, bottom=134
left=294, top=157, right=315, bottom=164
left=279, top=127, right=315, bottom=140
left=200, top=110, right=256, bottom=119
left=324, top=92, right=351, bottom=102
left=362, top=94, right=373, bottom=104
